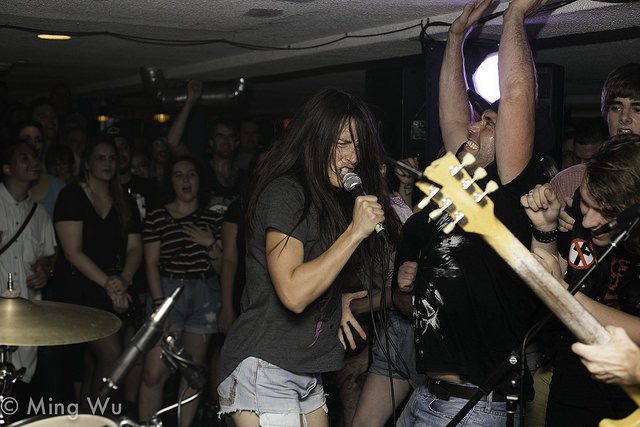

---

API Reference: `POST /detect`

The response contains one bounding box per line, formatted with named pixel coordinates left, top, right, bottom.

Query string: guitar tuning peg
left=416, top=185, right=441, bottom=210
left=443, top=211, right=466, bottom=234
left=449, top=153, right=476, bottom=177
left=473, top=180, right=499, bottom=203
left=461, top=153, right=476, bottom=167
left=461, top=166, right=489, bottom=190
left=473, top=167, right=487, bottom=180
left=429, top=198, right=452, bottom=220
left=429, top=207, right=444, bottom=220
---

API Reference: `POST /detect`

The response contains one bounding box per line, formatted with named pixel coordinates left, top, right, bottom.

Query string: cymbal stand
left=0, top=346, right=24, bottom=425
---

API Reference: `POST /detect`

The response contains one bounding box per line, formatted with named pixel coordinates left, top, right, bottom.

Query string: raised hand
left=186, top=80, right=202, bottom=105
left=450, top=0, right=494, bottom=37
left=521, top=183, right=561, bottom=231
left=505, top=0, right=550, bottom=19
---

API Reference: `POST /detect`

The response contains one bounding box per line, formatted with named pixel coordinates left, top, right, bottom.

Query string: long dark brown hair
left=245, top=87, right=401, bottom=269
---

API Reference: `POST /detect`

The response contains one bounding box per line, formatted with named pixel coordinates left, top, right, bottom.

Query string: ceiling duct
left=141, top=67, right=249, bottom=110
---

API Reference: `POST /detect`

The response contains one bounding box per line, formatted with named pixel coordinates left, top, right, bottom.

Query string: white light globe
left=472, top=52, right=500, bottom=103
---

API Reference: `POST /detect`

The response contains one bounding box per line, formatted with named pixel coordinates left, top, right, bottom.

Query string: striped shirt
left=143, top=207, right=223, bottom=275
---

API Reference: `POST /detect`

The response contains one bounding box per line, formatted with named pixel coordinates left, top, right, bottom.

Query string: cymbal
left=0, top=297, right=121, bottom=346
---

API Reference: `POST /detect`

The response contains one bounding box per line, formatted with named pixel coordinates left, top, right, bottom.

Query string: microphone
left=594, top=204, right=640, bottom=236
left=342, top=172, right=387, bottom=238
left=100, top=285, right=184, bottom=397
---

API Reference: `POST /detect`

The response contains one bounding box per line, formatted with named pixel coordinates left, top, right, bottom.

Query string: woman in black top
left=54, top=137, right=142, bottom=400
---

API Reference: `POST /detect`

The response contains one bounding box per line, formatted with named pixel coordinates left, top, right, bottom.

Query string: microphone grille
left=342, top=172, right=362, bottom=192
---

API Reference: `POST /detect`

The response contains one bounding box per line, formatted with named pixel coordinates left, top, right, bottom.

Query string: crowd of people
left=1, top=0, right=640, bottom=426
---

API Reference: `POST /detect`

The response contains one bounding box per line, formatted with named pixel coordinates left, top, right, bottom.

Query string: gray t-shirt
left=217, top=175, right=344, bottom=384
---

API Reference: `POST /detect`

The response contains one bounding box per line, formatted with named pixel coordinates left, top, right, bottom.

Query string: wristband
left=532, top=226, right=558, bottom=243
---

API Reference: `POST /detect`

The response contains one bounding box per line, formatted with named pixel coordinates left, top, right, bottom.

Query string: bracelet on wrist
left=531, top=226, right=558, bottom=243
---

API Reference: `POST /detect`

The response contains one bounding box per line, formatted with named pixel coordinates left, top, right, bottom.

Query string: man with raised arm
left=395, top=0, right=547, bottom=425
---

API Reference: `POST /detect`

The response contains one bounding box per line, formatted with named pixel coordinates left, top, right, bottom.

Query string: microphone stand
left=445, top=220, right=639, bottom=427
left=100, top=284, right=184, bottom=397
left=160, top=334, right=207, bottom=391
left=384, top=155, right=424, bottom=180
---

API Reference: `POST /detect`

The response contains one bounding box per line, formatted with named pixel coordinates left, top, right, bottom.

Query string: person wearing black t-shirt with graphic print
left=394, top=0, right=547, bottom=425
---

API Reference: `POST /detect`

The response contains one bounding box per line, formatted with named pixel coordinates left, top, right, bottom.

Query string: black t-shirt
left=398, top=159, right=543, bottom=397
left=546, top=190, right=640, bottom=425
left=203, top=166, right=248, bottom=216
left=52, top=182, right=141, bottom=310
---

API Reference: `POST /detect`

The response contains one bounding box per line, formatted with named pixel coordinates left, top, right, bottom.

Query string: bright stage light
left=472, top=52, right=500, bottom=103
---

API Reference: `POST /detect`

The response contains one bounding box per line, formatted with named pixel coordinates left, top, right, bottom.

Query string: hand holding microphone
left=342, top=172, right=387, bottom=240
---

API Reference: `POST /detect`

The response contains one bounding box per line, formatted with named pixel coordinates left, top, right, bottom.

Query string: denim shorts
left=397, top=382, right=517, bottom=427
left=217, top=356, right=328, bottom=426
left=370, top=310, right=426, bottom=389
left=160, top=275, right=220, bottom=334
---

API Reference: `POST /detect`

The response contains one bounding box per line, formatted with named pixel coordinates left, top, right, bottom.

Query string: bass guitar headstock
left=415, top=152, right=499, bottom=235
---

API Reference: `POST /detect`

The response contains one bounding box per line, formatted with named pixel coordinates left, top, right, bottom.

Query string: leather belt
left=161, top=272, right=212, bottom=280
left=427, top=379, right=507, bottom=402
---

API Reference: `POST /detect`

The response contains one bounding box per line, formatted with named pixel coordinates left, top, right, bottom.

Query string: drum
left=8, top=414, right=118, bottom=426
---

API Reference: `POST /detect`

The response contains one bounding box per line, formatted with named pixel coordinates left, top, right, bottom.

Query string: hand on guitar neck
left=573, top=325, right=640, bottom=387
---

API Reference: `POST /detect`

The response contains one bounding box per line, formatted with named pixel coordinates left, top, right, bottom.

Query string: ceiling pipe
left=140, top=67, right=249, bottom=109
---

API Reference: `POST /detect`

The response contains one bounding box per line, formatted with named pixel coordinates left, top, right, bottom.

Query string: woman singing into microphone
left=217, top=87, right=402, bottom=427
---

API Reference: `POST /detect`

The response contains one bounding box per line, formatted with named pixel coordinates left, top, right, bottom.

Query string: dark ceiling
left=1, top=0, right=639, bottom=117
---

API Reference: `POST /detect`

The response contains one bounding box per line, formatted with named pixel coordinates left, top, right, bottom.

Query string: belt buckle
left=428, top=380, right=451, bottom=401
